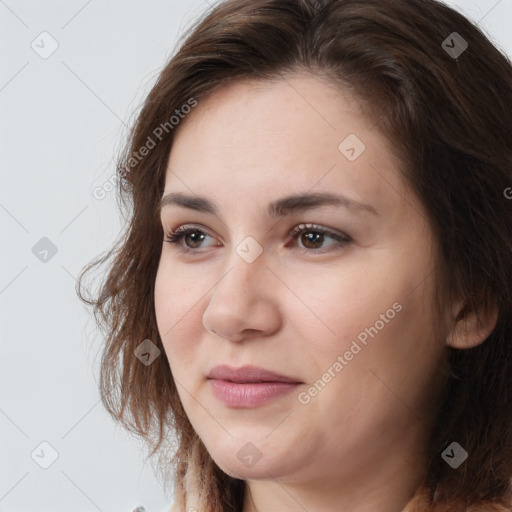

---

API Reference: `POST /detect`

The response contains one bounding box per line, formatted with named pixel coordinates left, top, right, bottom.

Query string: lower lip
left=208, top=379, right=301, bottom=408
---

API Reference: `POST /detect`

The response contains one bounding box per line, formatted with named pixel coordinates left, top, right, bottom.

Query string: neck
left=242, top=454, right=431, bottom=512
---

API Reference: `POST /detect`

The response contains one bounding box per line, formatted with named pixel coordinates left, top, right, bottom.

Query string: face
left=154, top=73, right=447, bottom=488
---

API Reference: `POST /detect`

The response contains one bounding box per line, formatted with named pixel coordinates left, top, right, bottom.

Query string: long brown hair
left=77, top=0, right=512, bottom=510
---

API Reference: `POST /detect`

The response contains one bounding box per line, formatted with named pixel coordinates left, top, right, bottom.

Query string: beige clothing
left=169, top=491, right=511, bottom=512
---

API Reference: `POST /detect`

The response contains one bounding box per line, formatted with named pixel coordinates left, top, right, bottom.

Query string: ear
left=447, top=301, right=499, bottom=349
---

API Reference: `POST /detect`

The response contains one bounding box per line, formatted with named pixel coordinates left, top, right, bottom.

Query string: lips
left=207, top=365, right=302, bottom=408
left=207, top=364, right=301, bottom=384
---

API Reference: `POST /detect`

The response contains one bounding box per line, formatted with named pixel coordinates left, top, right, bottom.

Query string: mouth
left=207, top=364, right=301, bottom=384
left=207, top=365, right=302, bottom=408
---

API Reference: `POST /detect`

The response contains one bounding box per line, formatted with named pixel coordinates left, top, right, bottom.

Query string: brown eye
left=163, top=223, right=351, bottom=255
left=164, top=225, right=217, bottom=252
left=289, top=223, right=352, bottom=253
left=299, top=230, right=325, bottom=249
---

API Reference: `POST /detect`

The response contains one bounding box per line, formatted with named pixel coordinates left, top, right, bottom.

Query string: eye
left=288, top=223, right=352, bottom=253
left=163, top=223, right=352, bottom=254
left=163, top=224, right=219, bottom=252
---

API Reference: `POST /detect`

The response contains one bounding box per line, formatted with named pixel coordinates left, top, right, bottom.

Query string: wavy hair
left=77, top=0, right=512, bottom=510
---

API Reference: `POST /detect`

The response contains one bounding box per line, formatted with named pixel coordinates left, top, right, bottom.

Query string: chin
left=215, top=458, right=273, bottom=481
left=209, top=444, right=289, bottom=481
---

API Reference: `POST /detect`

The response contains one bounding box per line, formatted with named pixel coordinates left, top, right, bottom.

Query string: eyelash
left=163, top=223, right=352, bottom=255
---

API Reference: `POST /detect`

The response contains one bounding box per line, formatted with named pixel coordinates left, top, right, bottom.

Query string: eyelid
left=166, top=223, right=217, bottom=239
left=288, top=222, right=350, bottom=242
left=163, top=222, right=349, bottom=240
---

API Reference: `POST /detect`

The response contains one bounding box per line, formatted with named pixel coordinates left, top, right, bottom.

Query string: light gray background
left=1, top=1, right=511, bottom=511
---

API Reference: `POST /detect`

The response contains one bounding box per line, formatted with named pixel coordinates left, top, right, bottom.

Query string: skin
left=154, top=73, right=454, bottom=512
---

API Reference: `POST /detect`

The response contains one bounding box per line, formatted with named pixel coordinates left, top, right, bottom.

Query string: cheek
left=289, top=251, right=437, bottom=384
left=284, top=262, right=398, bottom=355
left=154, top=259, right=205, bottom=327
left=154, top=263, right=204, bottom=368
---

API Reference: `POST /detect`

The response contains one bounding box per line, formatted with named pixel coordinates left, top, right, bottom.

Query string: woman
left=78, top=0, right=512, bottom=510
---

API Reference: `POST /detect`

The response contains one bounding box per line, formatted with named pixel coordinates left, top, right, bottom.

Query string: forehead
left=164, top=73, right=410, bottom=216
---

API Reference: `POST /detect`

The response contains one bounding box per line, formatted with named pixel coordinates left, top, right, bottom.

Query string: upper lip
left=207, top=365, right=302, bottom=384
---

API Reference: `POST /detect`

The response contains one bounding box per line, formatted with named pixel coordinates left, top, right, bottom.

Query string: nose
left=202, top=249, right=281, bottom=342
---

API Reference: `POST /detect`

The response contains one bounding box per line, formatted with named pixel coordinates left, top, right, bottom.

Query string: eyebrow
left=159, top=191, right=378, bottom=217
